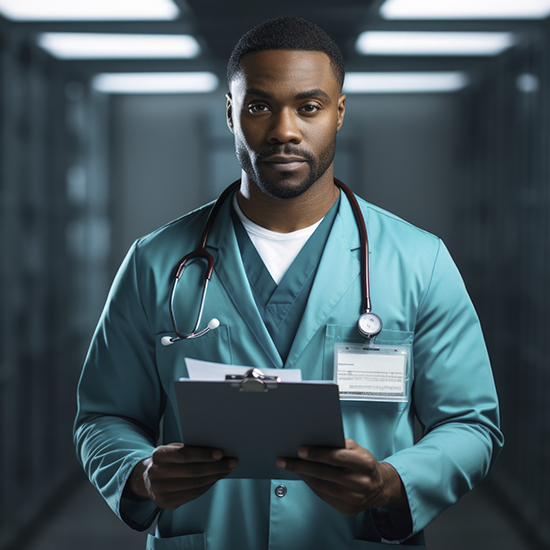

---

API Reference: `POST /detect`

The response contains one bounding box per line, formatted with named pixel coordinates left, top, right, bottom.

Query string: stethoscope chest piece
left=357, top=312, right=383, bottom=340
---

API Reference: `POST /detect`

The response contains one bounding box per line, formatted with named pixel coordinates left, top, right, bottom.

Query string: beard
left=235, top=137, right=336, bottom=200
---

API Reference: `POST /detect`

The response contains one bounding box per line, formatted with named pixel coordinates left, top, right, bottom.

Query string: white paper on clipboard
left=183, top=357, right=302, bottom=382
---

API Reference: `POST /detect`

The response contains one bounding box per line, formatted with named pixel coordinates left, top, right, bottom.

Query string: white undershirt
left=232, top=194, right=323, bottom=285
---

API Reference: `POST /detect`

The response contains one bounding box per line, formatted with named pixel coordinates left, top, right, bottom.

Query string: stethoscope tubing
left=166, top=181, right=240, bottom=342
left=333, top=178, right=372, bottom=315
left=165, top=178, right=375, bottom=344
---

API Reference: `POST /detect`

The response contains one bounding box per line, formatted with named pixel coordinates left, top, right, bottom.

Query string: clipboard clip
left=225, top=368, right=281, bottom=392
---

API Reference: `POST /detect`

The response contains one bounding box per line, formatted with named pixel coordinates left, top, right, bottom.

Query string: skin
left=227, top=49, right=344, bottom=232
left=126, top=444, right=237, bottom=509
left=126, top=49, right=408, bottom=517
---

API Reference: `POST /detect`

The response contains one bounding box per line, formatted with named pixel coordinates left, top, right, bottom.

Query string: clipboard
left=174, top=369, right=345, bottom=479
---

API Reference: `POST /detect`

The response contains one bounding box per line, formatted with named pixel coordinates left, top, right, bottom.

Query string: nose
left=266, top=108, right=302, bottom=144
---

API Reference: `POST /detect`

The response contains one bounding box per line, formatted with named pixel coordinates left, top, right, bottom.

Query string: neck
left=237, top=171, right=340, bottom=233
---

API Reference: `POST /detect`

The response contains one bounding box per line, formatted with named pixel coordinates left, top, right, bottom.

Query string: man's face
left=227, top=50, right=346, bottom=200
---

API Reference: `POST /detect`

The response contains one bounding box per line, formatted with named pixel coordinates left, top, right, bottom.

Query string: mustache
left=256, top=144, right=315, bottom=163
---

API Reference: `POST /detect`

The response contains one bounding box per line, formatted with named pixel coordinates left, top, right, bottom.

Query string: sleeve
left=73, top=241, right=164, bottom=530
left=376, top=240, right=504, bottom=540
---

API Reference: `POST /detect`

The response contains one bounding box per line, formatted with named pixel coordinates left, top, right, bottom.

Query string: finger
left=297, top=446, right=349, bottom=467
left=298, top=440, right=375, bottom=470
left=278, top=457, right=344, bottom=483
left=297, top=439, right=357, bottom=462
left=173, top=458, right=238, bottom=479
left=147, top=460, right=238, bottom=510
left=153, top=470, right=235, bottom=494
left=299, top=473, right=371, bottom=506
left=153, top=444, right=226, bottom=465
left=150, top=457, right=238, bottom=481
left=278, top=457, right=373, bottom=491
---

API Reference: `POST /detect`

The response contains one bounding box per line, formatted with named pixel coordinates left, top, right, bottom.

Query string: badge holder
left=334, top=342, right=411, bottom=403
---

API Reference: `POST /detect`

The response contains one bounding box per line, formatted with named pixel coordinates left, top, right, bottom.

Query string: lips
left=261, top=155, right=308, bottom=171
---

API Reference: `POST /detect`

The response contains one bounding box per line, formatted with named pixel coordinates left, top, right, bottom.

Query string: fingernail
left=212, top=449, right=223, bottom=460
left=276, top=458, right=286, bottom=470
left=228, top=458, right=238, bottom=469
left=298, top=447, right=308, bottom=458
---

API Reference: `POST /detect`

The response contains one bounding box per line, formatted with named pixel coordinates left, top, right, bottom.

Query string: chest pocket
left=324, top=325, right=415, bottom=458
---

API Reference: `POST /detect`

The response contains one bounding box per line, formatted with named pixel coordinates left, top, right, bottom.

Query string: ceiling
left=0, top=0, right=543, bottom=81
left=183, top=0, right=382, bottom=62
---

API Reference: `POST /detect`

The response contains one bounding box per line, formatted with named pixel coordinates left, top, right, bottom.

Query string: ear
left=336, top=93, right=346, bottom=132
left=226, top=93, right=234, bottom=134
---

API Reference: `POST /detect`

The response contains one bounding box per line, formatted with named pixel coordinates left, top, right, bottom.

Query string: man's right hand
left=126, top=443, right=238, bottom=510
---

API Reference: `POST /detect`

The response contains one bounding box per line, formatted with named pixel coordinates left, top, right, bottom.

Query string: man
left=74, top=17, right=503, bottom=549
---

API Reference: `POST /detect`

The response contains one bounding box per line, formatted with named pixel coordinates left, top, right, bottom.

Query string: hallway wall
left=453, top=29, right=550, bottom=547
left=0, top=23, right=111, bottom=550
left=107, top=91, right=461, bottom=266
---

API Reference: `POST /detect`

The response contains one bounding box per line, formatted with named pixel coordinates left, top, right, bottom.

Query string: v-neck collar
left=231, top=197, right=340, bottom=361
left=207, top=187, right=366, bottom=371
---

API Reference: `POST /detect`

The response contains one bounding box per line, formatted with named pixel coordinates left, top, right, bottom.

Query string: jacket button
left=275, top=484, right=287, bottom=498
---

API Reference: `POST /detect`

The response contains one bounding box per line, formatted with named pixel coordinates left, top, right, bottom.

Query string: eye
left=248, top=102, right=270, bottom=114
left=300, top=103, right=321, bottom=115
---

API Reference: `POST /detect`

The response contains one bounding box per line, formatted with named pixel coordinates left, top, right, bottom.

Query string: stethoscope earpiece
left=207, top=318, right=220, bottom=330
left=161, top=336, right=175, bottom=347
left=161, top=318, right=221, bottom=346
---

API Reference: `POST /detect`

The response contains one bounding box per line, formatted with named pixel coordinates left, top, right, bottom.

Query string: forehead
left=230, top=50, right=339, bottom=97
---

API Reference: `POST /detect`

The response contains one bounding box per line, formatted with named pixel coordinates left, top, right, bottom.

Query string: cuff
left=371, top=506, right=413, bottom=542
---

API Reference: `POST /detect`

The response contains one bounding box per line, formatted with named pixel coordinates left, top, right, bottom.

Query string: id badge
left=334, top=343, right=411, bottom=402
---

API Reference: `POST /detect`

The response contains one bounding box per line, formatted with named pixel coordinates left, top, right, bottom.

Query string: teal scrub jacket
left=74, top=191, right=503, bottom=550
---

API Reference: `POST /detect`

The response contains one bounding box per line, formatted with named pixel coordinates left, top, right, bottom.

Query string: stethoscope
left=161, top=179, right=382, bottom=346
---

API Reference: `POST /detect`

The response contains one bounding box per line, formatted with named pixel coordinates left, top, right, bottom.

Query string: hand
left=126, top=443, right=238, bottom=510
left=276, top=438, right=407, bottom=517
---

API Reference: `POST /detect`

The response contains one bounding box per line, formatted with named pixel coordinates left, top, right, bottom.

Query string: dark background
left=0, top=1, right=548, bottom=548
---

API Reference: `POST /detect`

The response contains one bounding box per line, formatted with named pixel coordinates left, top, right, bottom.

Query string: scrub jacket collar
left=205, top=189, right=365, bottom=372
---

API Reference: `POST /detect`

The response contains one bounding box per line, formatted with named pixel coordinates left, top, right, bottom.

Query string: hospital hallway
left=14, top=472, right=541, bottom=550
left=2, top=2, right=550, bottom=549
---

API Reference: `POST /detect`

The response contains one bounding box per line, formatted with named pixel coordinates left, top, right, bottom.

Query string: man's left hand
left=276, top=438, right=408, bottom=517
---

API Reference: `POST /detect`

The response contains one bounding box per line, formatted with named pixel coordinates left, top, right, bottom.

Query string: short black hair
left=227, top=17, right=345, bottom=90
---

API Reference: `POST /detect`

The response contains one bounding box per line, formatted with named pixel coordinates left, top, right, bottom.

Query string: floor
left=17, top=472, right=539, bottom=550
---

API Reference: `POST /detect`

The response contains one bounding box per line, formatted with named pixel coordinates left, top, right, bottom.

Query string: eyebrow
left=245, top=87, right=331, bottom=101
left=245, top=87, right=272, bottom=99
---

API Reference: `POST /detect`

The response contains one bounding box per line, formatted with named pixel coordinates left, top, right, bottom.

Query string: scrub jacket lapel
left=208, top=196, right=284, bottom=369
left=285, top=192, right=363, bottom=371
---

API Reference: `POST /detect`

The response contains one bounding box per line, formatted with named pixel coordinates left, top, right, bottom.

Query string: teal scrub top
left=74, top=188, right=503, bottom=550
left=232, top=195, right=339, bottom=363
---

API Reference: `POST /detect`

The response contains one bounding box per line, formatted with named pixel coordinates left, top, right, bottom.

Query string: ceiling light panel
left=92, top=72, right=219, bottom=94
left=343, top=72, right=468, bottom=93
left=356, top=32, right=517, bottom=56
left=380, top=0, right=550, bottom=20
left=0, top=0, right=179, bottom=21
left=37, top=34, right=200, bottom=60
